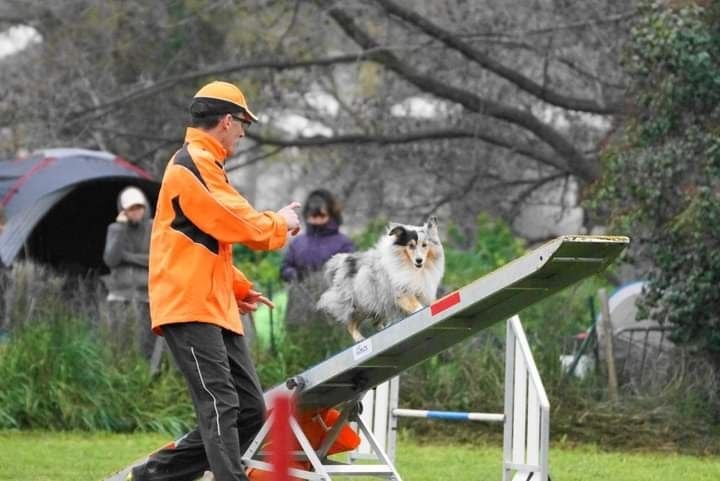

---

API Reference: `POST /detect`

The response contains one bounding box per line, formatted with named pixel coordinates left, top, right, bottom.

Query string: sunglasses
left=230, top=113, right=252, bottom=127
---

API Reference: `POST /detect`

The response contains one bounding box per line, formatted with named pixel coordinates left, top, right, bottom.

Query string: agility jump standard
left=105, top=235, right=628, bottom=481
left=350, top=315, right=551, bottom=481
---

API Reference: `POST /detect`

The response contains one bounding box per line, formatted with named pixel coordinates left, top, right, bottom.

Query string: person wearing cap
left=103, top=185, right=155, bottom=360
left=129, top=81, right=301, bottom=481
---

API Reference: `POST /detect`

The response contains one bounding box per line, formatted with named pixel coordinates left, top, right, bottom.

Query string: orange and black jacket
left=148, top=127, right=288, bottom=335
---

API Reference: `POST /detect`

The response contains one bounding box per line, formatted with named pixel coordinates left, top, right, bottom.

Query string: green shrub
left=2, top=208, right=717, bottom=449
left=351, top=218, right=390, bottom=250
left=443, top=213, right=525, bottom=290
left=0, top=306, right=193, bottom=434
left=233, top=244, right=283, bottom=290
left=591, top=0, right=720, bottom=366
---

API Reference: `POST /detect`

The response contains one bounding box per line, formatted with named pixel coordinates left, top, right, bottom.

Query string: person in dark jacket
left=280, top=189, right=354, bottom=326
left=103, top=185, right=155, bottom=359
left=281, top=189, right=353, bottom=282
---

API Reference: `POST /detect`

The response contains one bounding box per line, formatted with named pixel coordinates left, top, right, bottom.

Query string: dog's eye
left=422, top=242, right=428, bottom=248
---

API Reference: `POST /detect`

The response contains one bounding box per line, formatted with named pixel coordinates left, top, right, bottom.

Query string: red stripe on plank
left=430, top=291, right=461, bottom=316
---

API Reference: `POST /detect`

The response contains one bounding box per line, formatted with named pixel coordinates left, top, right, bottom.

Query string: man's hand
left=277, top=201, right=301, bottom=236
left=237, top=289, right=275, bottom=315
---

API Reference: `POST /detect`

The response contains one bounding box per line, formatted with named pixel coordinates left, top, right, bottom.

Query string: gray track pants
left=132, top=322, right=266, bottom=481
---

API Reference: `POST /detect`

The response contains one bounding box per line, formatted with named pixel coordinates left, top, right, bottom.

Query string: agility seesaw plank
left=104, top=235, right=627, bottom=481
left=267, top=235, right=629, bottom=409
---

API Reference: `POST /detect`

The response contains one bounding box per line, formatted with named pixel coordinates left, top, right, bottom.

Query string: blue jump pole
left=392, top=408, right=503, bottom=423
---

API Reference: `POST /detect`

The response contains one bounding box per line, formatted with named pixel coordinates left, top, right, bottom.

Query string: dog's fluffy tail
left=323, top=253, right=349, bottom=285
left=317, top=253, right=353, bottom=324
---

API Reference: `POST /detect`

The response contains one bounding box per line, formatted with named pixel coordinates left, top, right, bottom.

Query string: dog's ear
left=389, top=225, right=417, bottom=246
left=425, top=216, right=440, bottom=242
left=388, top=224, right=406, bottom=238
left=387, top=222, right=402, bottom=234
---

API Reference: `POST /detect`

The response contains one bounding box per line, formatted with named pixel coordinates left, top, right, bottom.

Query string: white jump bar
left=393, top=408, right=504, bottom=423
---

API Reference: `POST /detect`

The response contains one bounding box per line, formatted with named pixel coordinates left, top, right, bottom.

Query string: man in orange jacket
left=130, top=81, right=300, bottom=481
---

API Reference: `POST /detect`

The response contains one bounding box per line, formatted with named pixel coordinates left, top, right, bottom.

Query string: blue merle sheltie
left=317, top=216, right=445, bottom=342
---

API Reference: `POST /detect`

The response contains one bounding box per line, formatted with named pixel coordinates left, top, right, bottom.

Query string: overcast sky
left=0, top=25, right=39, bottom=59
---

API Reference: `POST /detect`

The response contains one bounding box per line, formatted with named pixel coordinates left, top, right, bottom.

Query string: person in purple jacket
left=281, top=189, right=354, bottom=326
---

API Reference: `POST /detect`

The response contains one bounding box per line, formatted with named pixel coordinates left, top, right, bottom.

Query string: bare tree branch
left=374, top=0, right=621, bottom=114
left=466, top=36, right=626, bottom=90
left=0, top=16, right=27, bottom=25
left=315, top=0, right=599, bottom=182
left=459, top=10, right=638, bottom=38
left=91, top=126, right=181, bottom=143
left=87, top=122, right=568, bottom=174
left=226, top=146, right=286, bottom=172
left=49, top=2, right=601, bottom=183
left=273, top=0, right=303, bottom=51
left=417, top=171, right=481, bottom=217
left=62, top=53, right=371, bottom=127
left=87, top=122, right=563, bottom=170
left=244, top=127, right=566, bottom=171
left=411, top=171, right=566, bottom=218
left=509, top=173, right=571, bottom=219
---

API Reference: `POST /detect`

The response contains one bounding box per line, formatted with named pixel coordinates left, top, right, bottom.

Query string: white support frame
left=242, top=398, right=403, bottom=481
left=503, top=315, right=550, bottom=481
left=354, top=316, right=550, bottom=481
left=351, top=377, right=400, bottom=463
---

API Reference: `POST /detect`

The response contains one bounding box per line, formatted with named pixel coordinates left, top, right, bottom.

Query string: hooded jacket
left=280, top=219, right=354, bottom=282
left=103, top=214, right=152, bottom=302
left=149, top=127, right=288, bottom=335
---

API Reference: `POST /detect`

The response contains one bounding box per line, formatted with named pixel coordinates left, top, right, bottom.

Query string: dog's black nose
left=415, top=260, right=423, bottom=267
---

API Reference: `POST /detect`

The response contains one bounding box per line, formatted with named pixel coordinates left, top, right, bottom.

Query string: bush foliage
left=590, top=0, right=720, bottom=365
left=0, top=265, right=194, bottom=434
left=0, top=316, right=194, bottom=433
left=1, top=209, right=718, bottom=449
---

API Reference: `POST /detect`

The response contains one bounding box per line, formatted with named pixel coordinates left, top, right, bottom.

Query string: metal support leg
left=316, top=401, right=355, bottom=459
left=242, top=401, right=403, bottom=481
left=353, top=413, right=403, bottom=481
left=290, top=416, right=332, bottom=481
left=243, top=411, right=275, bottom=463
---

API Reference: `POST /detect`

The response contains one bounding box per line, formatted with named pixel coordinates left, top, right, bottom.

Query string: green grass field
left=1, top=431, right=719, bottom=481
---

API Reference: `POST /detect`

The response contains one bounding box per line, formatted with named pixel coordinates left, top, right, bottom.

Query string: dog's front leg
left=346, top=319, right=365, bottom=342
left=396, top=295, right=424, bottom=314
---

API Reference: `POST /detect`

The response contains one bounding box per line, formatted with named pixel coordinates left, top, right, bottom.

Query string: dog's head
left=387, top=216, right=442, bottom=269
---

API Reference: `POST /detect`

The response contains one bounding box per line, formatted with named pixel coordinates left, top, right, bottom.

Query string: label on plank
left=353, top=339, right=373, bottom=360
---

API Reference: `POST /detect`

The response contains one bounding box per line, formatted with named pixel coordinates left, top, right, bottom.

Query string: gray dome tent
left=0, top=148, right=159, bottom=272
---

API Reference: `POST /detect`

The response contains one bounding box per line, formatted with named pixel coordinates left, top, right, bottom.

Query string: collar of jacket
left=306, top=218, right=340, bottom=236
left=185, top=127, right=229, bottom=162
